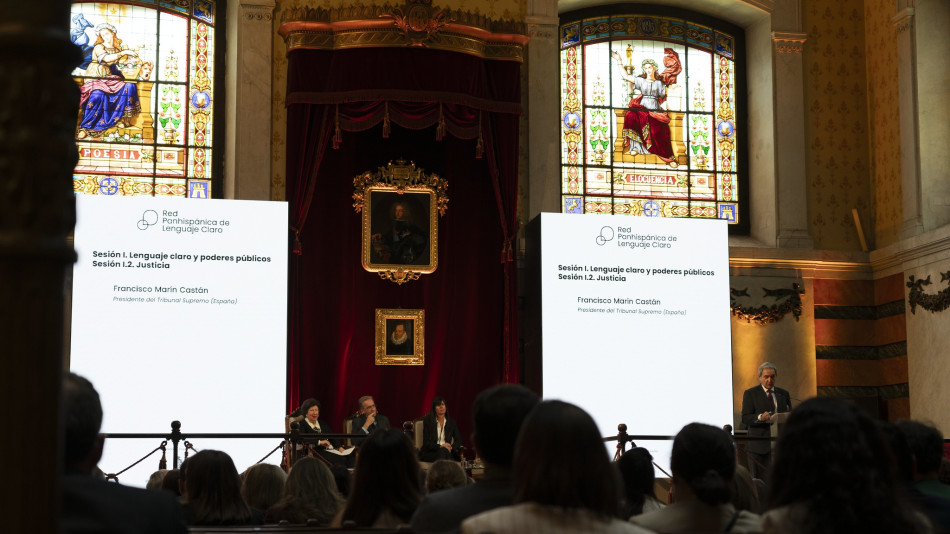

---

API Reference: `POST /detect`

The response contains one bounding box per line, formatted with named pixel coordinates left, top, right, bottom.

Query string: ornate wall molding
left=730, top=283, right=805, bottom=325
left=772, top=31, right=806, bottom=54
left=907, top=272, right=950, bottom=314
left=279, top=1, right=528, bottom=61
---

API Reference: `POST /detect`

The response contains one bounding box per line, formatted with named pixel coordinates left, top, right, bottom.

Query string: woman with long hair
left=419, top=396, right=463, bottom=462
left=333, top=427, right=423, bottom=528
left=762, top=397, right=929, bottom=534
left=265, top=457, right=344, bottom=525
left=181, top=450, right=263, bottom=525
left=462, top=400, right=653, bottom=533
left=240, top=463, right=286, bottom=514
left=631, top=423, right=761, bottom=533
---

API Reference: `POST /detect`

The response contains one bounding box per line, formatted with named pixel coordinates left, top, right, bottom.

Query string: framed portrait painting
left=375, top=309, right=424, bottom=365
left=353, top=159, right=448, bottom=284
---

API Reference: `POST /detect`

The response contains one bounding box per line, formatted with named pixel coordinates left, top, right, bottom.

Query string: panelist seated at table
left=295, top=398, right=353, bottom=467
left=419, top=396, right=462, bottom=462
left=352, top=395, right=391, bottom=446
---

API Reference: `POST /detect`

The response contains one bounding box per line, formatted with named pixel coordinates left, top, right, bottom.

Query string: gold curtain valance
left=279, top=0, right=528, bottom=61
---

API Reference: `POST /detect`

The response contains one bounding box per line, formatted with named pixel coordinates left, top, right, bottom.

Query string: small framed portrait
left=375, top=309, right=424, bottom=365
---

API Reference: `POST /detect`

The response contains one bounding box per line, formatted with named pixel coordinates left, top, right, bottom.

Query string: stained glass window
left=70, top=0, right=216, bottom=198
left=559, top=13, right=745, bottom=226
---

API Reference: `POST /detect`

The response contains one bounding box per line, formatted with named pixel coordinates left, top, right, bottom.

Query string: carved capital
left=891, top=8, right=915, bottom=34
left=772, top=31, right=806, bottom=54
left=242, top=4, right=274, bottom=22
left=527, top=23, right=556, bottom=40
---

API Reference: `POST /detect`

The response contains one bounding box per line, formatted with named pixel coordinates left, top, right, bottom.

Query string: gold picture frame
left=375, top=308, right=425, bottom=365
left=354, top=159, right=448, bottom=285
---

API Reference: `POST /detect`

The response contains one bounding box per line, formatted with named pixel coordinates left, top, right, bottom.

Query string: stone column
left=0, top=2, right=78, bottom=531
left=892, top=1, right=923, bottom=239
left=225, top=0, right=276, bottom=200
left=771, top=30, right=813, bottom=249
left=526, top=0, right=561, bottom=219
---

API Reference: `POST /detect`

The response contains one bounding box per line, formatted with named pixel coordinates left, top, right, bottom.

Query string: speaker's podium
left=770, top=411, right=789, bottom=443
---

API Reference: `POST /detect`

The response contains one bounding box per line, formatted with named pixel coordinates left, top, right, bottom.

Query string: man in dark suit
left=410, top=384, right=540, bottom=534
left=62, top=372, right=187, bottom=534
left=739, top=362, right=792, bottom=480
left=351, top=395, right=391, bottom=446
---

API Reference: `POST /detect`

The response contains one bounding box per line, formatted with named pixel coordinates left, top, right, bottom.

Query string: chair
left=413, top=417, right=424, bottom=451
left=283, top=413, right=304, bottom=471
left=343, top=415, right=355, bottom=447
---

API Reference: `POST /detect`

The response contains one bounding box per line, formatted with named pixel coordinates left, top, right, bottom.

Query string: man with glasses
left=352, top=395, right=391, bottom=446
left=739, top=362, right=792, bottom=480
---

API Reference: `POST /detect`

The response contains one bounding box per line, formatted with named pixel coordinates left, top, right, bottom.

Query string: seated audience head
left=146, top=469, right=169, bottom=490
left=182, top=449, right=253, bottom=524
left=770, top=397, right=924, bottom=534
left=670, top=423, right=735, bottom=506
left=730, top=463, right=760, bottom=513
left=272, top=456, right=343, bottom=525
left=617, top=447, right=657, bottom=516
left=329, top=463, right=351, bottom=497
left=161, top=468, right=182, bottom=496
left=512, top=400, right=619, bottom=519
left=341, top=427, right=422, bottom=526
left=241, top=463, right=287, bottom=512
left=897, top=419, right=945, bottom=477
left=471, top=384, right=539, bottom=467
left=425, top=459, right=468, bottom=493
left=63, top=372, right=105, bottom=474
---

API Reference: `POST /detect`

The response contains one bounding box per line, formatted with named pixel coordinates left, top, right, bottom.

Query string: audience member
left=426, top=459, right=468, bottom=493
left=631, top=423, right=761, bottom=533
left=352, top=395, right=391, bottom=446
left=161, top=469, right=182, bottom=497
left=181, top=449, right=264, bottom=526
left=617, top=447, right=665, bottom=518
left=762, top=397, right=929, bottom=534
left=879, top=421, right=950, bottom=534
left=240, top=463, right=286, bottom=514
left=146, top=469, right=169, bottom=490
left=61, top=372, right=187, bottom=534
left=410, top=384, right=539, bottom=533
left=899, top=420, right=950, bottom=500
left=333, top=427, right=422, bottom=528
left=730, top=464, right=761, bottom=514
left=462, top=400, right=653, bottom=534
left=329, top=463, right=352, bottom=497
left=419, top=396, right=463, bottom=462
left=265, top=457, right=344, bottom=525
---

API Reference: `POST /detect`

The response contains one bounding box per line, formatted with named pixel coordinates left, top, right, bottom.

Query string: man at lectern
left=739, top=362, right=792, bottom=480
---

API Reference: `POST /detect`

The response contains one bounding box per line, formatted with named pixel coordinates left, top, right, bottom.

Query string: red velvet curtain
left=285, top=47, right=521, bottom=442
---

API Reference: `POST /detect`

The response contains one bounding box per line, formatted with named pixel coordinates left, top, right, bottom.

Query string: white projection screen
left=539, top=213, right=733, bottom=473
left=70, top=195, right=288, bottom=487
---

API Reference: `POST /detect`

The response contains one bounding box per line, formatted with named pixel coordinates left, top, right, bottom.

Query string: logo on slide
left=138, top=210, right=159, bottom=230
left=595, top=226, right=614, bottom=246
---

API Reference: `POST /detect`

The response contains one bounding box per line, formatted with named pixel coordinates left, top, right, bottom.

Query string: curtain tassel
left=500, top=238, right=515, bottom=263
left=475, top=111, right=484, bottom=158
left=382, top=101, right=391, bottom=138
left=332, top=104, right=342, bottom=149
left=292, top=227, right=303, bottom=255
left=436, top=103, right=446, bottom=141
